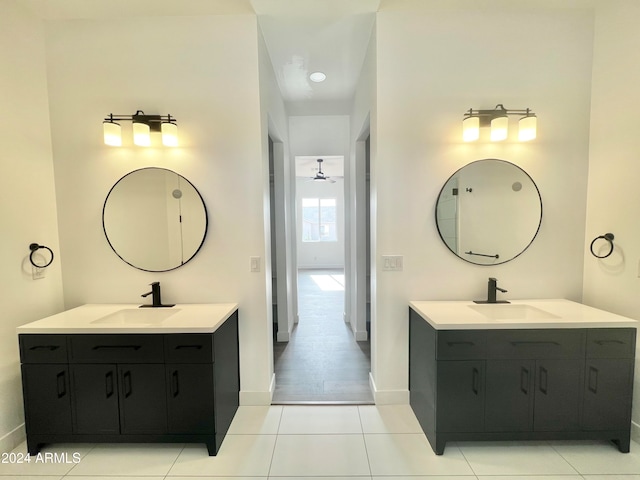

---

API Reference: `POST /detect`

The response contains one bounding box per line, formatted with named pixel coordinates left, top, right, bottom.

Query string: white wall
left=44, top=14, right=274, bottom=404
left=583, top=0, right=640, bottom=436
left=289, top=116, right=350, bottom=269
left=371, top=0, right=595, bottom=402
left=0, top=0, right=64, bottom=451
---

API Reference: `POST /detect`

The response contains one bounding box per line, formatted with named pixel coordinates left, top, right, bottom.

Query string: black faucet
left=474, top=277, right=510, bottom=304
left=140, top=282, right=175, bottom=308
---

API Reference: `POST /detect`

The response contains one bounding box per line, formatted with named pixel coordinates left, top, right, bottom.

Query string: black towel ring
left=589, top=233, right=614, bottom=259
left=29, top=243, right=54, bottom=268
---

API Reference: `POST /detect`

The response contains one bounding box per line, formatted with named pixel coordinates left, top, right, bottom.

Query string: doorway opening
left=272, top=155, right=372, bottom=403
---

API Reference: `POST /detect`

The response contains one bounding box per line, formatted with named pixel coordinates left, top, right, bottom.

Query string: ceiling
left=22, top=0, right=379, bottom=116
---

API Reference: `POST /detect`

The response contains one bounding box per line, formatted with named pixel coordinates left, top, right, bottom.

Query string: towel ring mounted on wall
left=29, top=243, right=54, bottom=268
left=589, top=233, right=614, bottom=259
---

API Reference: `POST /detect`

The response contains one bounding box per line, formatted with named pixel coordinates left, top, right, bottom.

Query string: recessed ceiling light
left=309, top=71, right=327, bottom=83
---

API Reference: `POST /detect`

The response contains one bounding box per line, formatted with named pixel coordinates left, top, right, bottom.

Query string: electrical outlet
left=382, top=255, right=404, bottom=271
left=637, top=259, right=640, bottom=278
left=32, top=266, right=46, bottom=280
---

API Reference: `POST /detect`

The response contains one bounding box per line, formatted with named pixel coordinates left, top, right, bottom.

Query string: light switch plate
left=250, top=256, right=261, bottom=272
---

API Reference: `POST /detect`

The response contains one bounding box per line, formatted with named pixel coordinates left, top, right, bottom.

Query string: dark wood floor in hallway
left=272, top=268, right=373, bottom=403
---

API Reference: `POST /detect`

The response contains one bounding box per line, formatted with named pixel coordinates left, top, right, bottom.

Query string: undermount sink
left=91, top=308, right=181, bottom=325
left=468, top=304, right=560, bottom=320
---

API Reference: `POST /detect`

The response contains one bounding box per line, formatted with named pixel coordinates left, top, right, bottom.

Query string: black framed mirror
left=435, top=159, right=542, bottom=265
left=102, top=167, right=208, bottom=272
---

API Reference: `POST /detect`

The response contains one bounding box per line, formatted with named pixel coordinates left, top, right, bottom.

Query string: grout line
left=547, top=440, right=583, bottom=476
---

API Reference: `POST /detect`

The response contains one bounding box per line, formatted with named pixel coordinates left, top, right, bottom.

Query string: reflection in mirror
left=103, top=167, right=208, bottom=272
left=436, top=159, right=542, bottom=265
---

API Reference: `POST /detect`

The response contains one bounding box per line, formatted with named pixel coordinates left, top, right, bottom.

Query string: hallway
left=273, top=269, right=373, bottom=403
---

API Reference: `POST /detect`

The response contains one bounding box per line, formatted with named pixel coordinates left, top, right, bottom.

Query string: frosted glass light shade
left=462, top=116, right=480, bottom=142
left=132, top=121, right=151, bottom=146
left=161, top=122, right=178, bottom=147
left=103, top=121, right=122, bottom=146
left=518, top=115, right=537, bottom=141
left=490, top=115, right=509, bottom=141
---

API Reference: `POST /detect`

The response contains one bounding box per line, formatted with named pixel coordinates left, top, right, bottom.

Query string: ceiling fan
left=309, top=158, right=336, bottom=183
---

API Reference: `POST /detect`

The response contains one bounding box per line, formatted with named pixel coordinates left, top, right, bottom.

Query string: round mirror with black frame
left=435, top=159, right=542, bottom=265
left=102, top=167, right=208, bottom=272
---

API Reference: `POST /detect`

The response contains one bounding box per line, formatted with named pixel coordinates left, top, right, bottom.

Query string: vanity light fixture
left=462, top=104, right=537, bottom=142
left=103, top=111, right=178, bottom=147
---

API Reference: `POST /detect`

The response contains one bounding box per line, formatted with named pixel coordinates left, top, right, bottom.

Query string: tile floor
left=2, top=404, right=640, bottom=479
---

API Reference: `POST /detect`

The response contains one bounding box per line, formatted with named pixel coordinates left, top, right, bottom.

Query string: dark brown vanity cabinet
left=409, top=308, right=635, bottom=455
left=19, top=310, right=239, bottom=456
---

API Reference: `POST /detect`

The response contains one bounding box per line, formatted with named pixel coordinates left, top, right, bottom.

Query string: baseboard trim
left=354, top=329, right=368, bottom=341
left=631, top=420, right=640, bottom=444
left=276, top=330, right=290, bottom=342
left=239, top=374, right=275, bottom=406
left=369, top=372, right=409, bottom=405
left=0, top=423, right=25, bottom=453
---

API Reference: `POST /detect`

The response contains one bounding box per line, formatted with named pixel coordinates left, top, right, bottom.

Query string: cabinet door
left=167, top=364, right=215, bottom=434
left=485, top=360, right=534, bottom=432
left=71, top=364, right=120, bottom=434
left=118, top=364, right=167, bottom=434
left=582, top=358, right=633, bottom=431
left=21, top=364, right=72, bottom=434
left=533, top=359, right=581, bottom=431
left=437, top=361, right=484, bottom=432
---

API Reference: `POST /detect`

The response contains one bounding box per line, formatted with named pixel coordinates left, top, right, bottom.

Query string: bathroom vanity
left=409, top=299, right=638, bottom=455
left=17, top=303, right=239, bottom=456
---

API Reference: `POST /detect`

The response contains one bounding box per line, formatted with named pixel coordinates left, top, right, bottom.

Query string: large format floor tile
left=167, top=435, right=276, bottom=477
left=550, top=440, right=640, bottom=474
left=65, top=443, right=182, bottom=476
left=278, top=405, right=362, bottom=433
left=358, top=404, right=423, bottom=433
left=458, top=440, right=579, bottom=476
left=478, top=476, right=584, bottom=480
left=365, top=433, right=474, bottom=476
left=227, top=405, right=283, bottom=434
left=269, top=434, right=370, bottom=476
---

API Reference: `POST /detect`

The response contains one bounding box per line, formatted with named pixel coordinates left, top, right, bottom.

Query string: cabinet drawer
left=486, top=329, right=584, bottom=359
left=586, top=329, right=636, bottom=358
left=165, top=334, right=214, bottom=363
left=20, top=335, right=68, bottom=363
left=70, top=335, right=164, bottom=363
left=437, top=331, right=486, bottom=359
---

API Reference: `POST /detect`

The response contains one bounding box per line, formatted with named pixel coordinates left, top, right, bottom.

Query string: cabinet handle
left=29, top=345, right=60, bottom=351
left=172, top=370, right=180, bottom=397
left=520, top=366, right=529, bottom=395
left=105, top=371, right=114, bottom=398
left=123, top=371, right=132, bottom=398
left=175, top=345, right=203, bottom=350
left=56, top=371, right=66, bottom=399
left=92, top=345, right=141, bottom=351
left=510, top=341, right=560, bottom=347
left=588, top=366, right=599, bottom=394
left=539, top=366, right=548, bottom=395
left=472, top=367, right=479, bottom=395
left=447, top=341, right=475, bottom=347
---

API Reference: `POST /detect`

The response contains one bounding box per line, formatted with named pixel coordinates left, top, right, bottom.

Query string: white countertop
left=409, top=299, right=638, bottom=330
left=16, top=303, right=239, bottom=334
